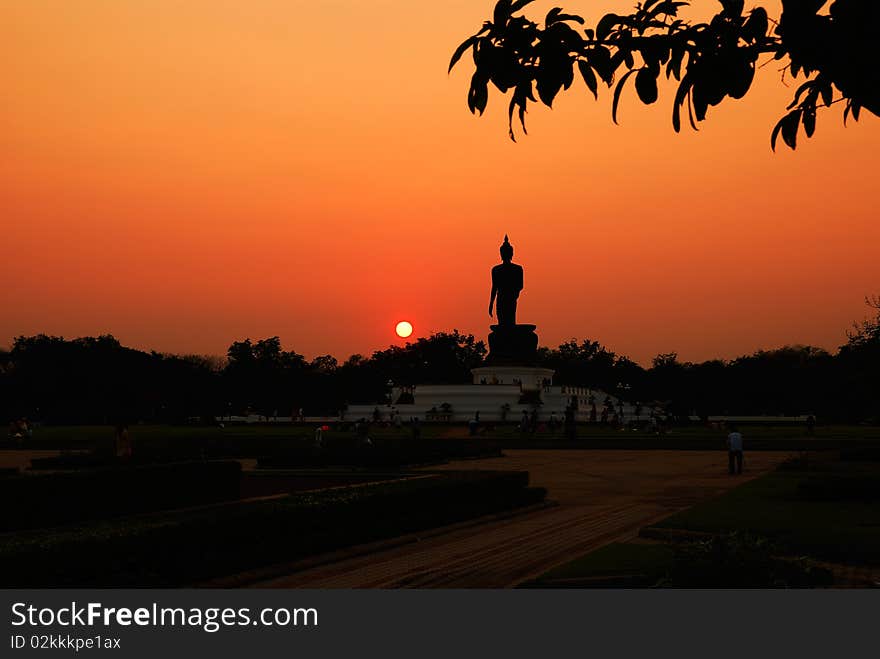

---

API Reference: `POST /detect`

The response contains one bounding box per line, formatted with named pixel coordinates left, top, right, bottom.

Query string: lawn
left=527, top=542, right=674, bottom=587
left=653, top=461, right=880, bottom=565
left=526, top=457, right=880, bottom=587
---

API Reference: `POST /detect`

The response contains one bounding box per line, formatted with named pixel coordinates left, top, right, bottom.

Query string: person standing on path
left=727, top=424, right=744, bottom=475
left=564, top=405, right=576, bottom=441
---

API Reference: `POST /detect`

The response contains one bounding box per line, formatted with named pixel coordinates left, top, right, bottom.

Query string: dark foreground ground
left=2, top=423, right=878, bottom=587
left=526, top=449, right=880, bottom=588
left=250, top=450, right=790, bottom=587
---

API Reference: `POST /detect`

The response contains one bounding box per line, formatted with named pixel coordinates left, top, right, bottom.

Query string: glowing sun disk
left=395, top=321, right=413, bottom=338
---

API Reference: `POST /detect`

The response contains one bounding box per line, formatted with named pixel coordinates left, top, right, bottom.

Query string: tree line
left=1, top=299, right=878, bottom=424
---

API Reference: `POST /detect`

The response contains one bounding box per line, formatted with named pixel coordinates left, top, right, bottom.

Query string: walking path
left=254, top=449, right=791, bottom=588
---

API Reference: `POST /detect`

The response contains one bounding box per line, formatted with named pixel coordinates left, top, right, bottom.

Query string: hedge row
left=258, top=439, right=502, bottom=469
left=26, top=438, right=502, bottom=469
left=0, top=461, right=241, bottom=532
left=0, top=470, right=545, bottom=587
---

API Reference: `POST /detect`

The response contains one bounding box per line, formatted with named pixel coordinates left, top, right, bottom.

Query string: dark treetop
left=450, top=0, right=879, bottom=150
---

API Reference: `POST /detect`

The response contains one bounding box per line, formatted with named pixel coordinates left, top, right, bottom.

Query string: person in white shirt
left=727, top=424, right=744, bottom=475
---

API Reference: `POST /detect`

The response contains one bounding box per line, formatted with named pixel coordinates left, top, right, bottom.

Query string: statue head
left=499, top=235, right=514, bottom=262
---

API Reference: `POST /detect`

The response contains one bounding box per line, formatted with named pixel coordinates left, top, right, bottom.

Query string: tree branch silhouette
left=450, top=0, right=878, bottom=149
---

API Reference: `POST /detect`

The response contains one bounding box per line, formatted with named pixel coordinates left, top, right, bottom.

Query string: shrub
left=258, top=438, right=502, bottom=468
left=0, top=470, right=545, bottom=586
left=0, top=461, right=241, bottom=532
left=663, top=532, right=833, bottom=588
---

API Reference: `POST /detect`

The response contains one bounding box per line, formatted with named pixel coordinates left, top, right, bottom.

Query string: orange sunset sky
left=2, top=0, right=878, bottom=365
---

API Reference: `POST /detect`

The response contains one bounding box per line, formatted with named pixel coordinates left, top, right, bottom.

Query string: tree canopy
left=450, top=0, right=878, bottom=149
left=2, top=299, right=880, bottom=423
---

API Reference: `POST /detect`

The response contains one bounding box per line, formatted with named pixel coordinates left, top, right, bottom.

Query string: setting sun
left=395, top=321, right=413, bottom=339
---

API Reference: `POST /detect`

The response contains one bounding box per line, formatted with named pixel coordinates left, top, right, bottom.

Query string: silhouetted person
left=411, top=416, right=421, bottom=440
left=488, top=235, right=524, bottom=326
left=357, top=418, right=372, bottom=446
left=806, top=414, right=816, bottom=436
left=114, top=423, right=132, bottom=461
left=8, top=419, right=28, bottom=446
left=564, top=406, right=576, bottom=440
left=727, top=424, right=743, bottom=475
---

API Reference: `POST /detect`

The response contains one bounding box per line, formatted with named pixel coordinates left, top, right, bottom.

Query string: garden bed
left=22, top=432, right=503, bottom=469
left=0, top=469, right=545, bottom=587
left=257, top=438, right=503, bottom=469
left=525, top=534, right=834, bottom=588
left=0, top=460, right=242, bottom=532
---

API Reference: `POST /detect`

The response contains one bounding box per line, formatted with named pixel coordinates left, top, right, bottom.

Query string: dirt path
left=254, top=449, right=792, bottom=588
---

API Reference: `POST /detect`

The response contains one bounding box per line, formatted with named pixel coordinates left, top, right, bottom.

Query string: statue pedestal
left=471, top=364, right=555, bottom=391
left=486, top=324, right=538, bottom=365
left=474, top=323, right=552, bottom=393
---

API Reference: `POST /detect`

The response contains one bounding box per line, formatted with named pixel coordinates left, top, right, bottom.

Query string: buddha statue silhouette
left=488, top=235, right=524, bottom=327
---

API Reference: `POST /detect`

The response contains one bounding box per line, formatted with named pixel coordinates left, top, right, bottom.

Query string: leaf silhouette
left=672, top=75, right=692, bottom=132
left=820, top=82, right=833, bottom=107
left=494, top=0, right=513, bottom=27
left=744, top=7, right=769, bottom=40
left=545, top=7, right=563, bottom=25
left=537, top=71, right=563, bottom=107
left=554, top=13, right=585, bottom=25
left=612, top=69, right=637, bottom=124
left=578, top=60, right=598, bottom=99
left=449, top=37, right=476, bottom=74
left=468, top=74, right=489, bottom=115
left=635, top=67, right=659, bottom=104
left=720, top=0, right=744, bottom=18
left=451, top=0, right=880, bottom=152
left=781, top=111, right=799, bottom=148
left=803, top=109, right=816, bottom=137
left=771, top=110, right=801, bottom=150
left=510, top=0, right=537, bottom=12
left=596, top=13, right=619, bottom=41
